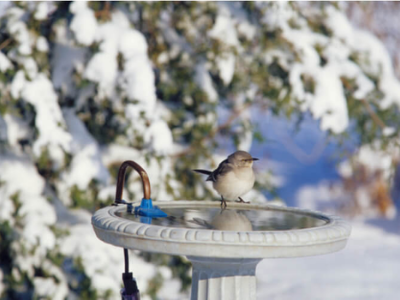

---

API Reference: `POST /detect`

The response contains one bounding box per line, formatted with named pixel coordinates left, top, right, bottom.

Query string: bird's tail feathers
left=193, top=169, right=212, bottom=175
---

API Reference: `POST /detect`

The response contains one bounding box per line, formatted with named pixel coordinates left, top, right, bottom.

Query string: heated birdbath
left=92, top=160, right=351, bottom=300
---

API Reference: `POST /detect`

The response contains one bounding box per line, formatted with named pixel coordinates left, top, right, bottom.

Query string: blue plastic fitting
left=134, top=198, right=167, bottom=218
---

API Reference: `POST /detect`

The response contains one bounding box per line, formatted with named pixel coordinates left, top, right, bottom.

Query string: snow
left=0, top=156, right=57, bottom=250
left=59, top=214, right=126, bottom=295
left=383, top=127, right=396, bottom=137
left=70, top=1, right=98, bottom=46
left=21, top=74, right=72, bottom=166
left=0, top=154, right=64, bottom=296
left=56, top=109, right=110, bottom=205
left=257, top=219, right=400, bottom=300
left=208, top=13, right=239, bottom=47
left=195, top=63, right=218, bottom=102
left=325, top=6, right=400, bottom=110
left=261, top=2, right=297, bottom=30
left=97, top=185, right=117, bottom=202
left=34, top=276, right=68, bottom=300
left=216, top=53, right=235, bottom=86
left=237, top=21, right=256, bottom=40
left=282, top=24, right=353, bottom=133
left=13, top=69, right=70, bottom=168
left=145, top=119, right=174, bottom=155
left=282, top=20, right=354, bottom=133
left=100, top=142, right=181, bottom=202
left=311, top=65, right=349, bottom=133
left=0, top=51, right=12, bottom=72
left=296, top=181, right=347, bottom=214
left=2, top=114, right=31, bottom=151
left=0, top=155, right=45, bottom=197
left=81, top=9, right=157, bottom=106
left=34, top=2, right=49, bottom=20
left=157, top=52, right=169, bottom=64
left=22, top=57, right=38, bottom=79
left=36, top=36, right=49, bottom=52
left=237, top=127, right=253, bottom=152
left=261, top=3, right=400, bottom=134
left=157, top=279, right=184, bottom=300
left=7, top=19, right=34, bottom=55
left=119, top=29, right=148, bottom=58
left=11, top=70, right=26, bottom=98
left=84, top=51, right=118, bottom=98
left=122, top=54, right=156, bottom=105
left=338, top=161, right=353, bottom=178
left=208, top=4, right=244, bottom=86
left=337, top=142, right=397, bottom=181
left=0, top=270, right=3, bottom=295
left=357, top=145, right=393, bottom=175
left=59, top=209, right=183, bottom=298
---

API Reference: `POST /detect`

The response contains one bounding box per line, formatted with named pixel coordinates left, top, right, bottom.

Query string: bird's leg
left=236, top=197, right=250, bottom=204
left=220, top=196, right=227, bottom=209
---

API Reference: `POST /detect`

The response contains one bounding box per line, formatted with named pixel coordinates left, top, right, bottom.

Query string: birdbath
left=92, top=161, right=351, bottom=300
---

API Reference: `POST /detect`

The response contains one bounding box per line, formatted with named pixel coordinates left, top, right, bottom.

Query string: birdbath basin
left=92, top=200, right=351, bottom=300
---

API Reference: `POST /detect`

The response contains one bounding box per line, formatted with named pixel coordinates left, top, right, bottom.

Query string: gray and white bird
left=193, top=151, right=259, bottom=208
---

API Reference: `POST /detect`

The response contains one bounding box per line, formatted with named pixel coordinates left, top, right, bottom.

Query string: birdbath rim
left=92, top=200, right=351, bottom=259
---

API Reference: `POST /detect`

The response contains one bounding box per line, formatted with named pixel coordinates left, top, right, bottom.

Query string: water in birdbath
left=116, top=206, right=329, bottom=231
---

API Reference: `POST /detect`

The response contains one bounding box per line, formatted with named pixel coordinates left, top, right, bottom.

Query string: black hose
left=124, top=248, right=129, bottom=273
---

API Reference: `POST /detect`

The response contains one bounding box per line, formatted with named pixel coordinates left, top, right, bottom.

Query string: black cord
left=122, top=248, right=139, bottom=296
left=124, top=248, right=129, bottom=273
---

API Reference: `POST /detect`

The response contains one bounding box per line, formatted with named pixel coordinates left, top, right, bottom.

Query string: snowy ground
left=257, top=216, right=400, bottom=300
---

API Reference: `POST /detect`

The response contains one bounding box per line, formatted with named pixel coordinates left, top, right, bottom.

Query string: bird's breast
left=213, top=168, right=255, bottom=200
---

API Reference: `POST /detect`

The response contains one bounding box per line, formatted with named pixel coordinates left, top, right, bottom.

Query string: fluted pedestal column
left=187, top=256, right=262, bottom=300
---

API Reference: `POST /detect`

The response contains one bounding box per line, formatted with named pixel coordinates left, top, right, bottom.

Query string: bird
left=193, top=151, right=259, bottom=208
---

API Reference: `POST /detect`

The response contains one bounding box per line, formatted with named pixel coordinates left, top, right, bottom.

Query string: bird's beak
left=252, top=158, right=259, bottom=161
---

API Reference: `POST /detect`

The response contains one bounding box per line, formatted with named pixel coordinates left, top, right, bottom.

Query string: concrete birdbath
left=92, top=161, right=351, bottom=300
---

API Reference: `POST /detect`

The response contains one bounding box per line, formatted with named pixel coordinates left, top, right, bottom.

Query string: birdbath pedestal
left=92, top=201, right=351, bottom=300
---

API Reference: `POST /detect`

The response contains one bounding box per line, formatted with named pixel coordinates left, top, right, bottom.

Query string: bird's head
left=228, top=151, right=259, bottom=168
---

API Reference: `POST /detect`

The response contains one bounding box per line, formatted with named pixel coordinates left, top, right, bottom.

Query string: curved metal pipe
left=114, top=160, right=149, bottom=298
left=115, top=160, right=151, bottom=202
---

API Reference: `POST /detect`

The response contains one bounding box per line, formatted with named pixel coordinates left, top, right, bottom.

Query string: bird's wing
left=207, top=159, right=233, bottom=182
